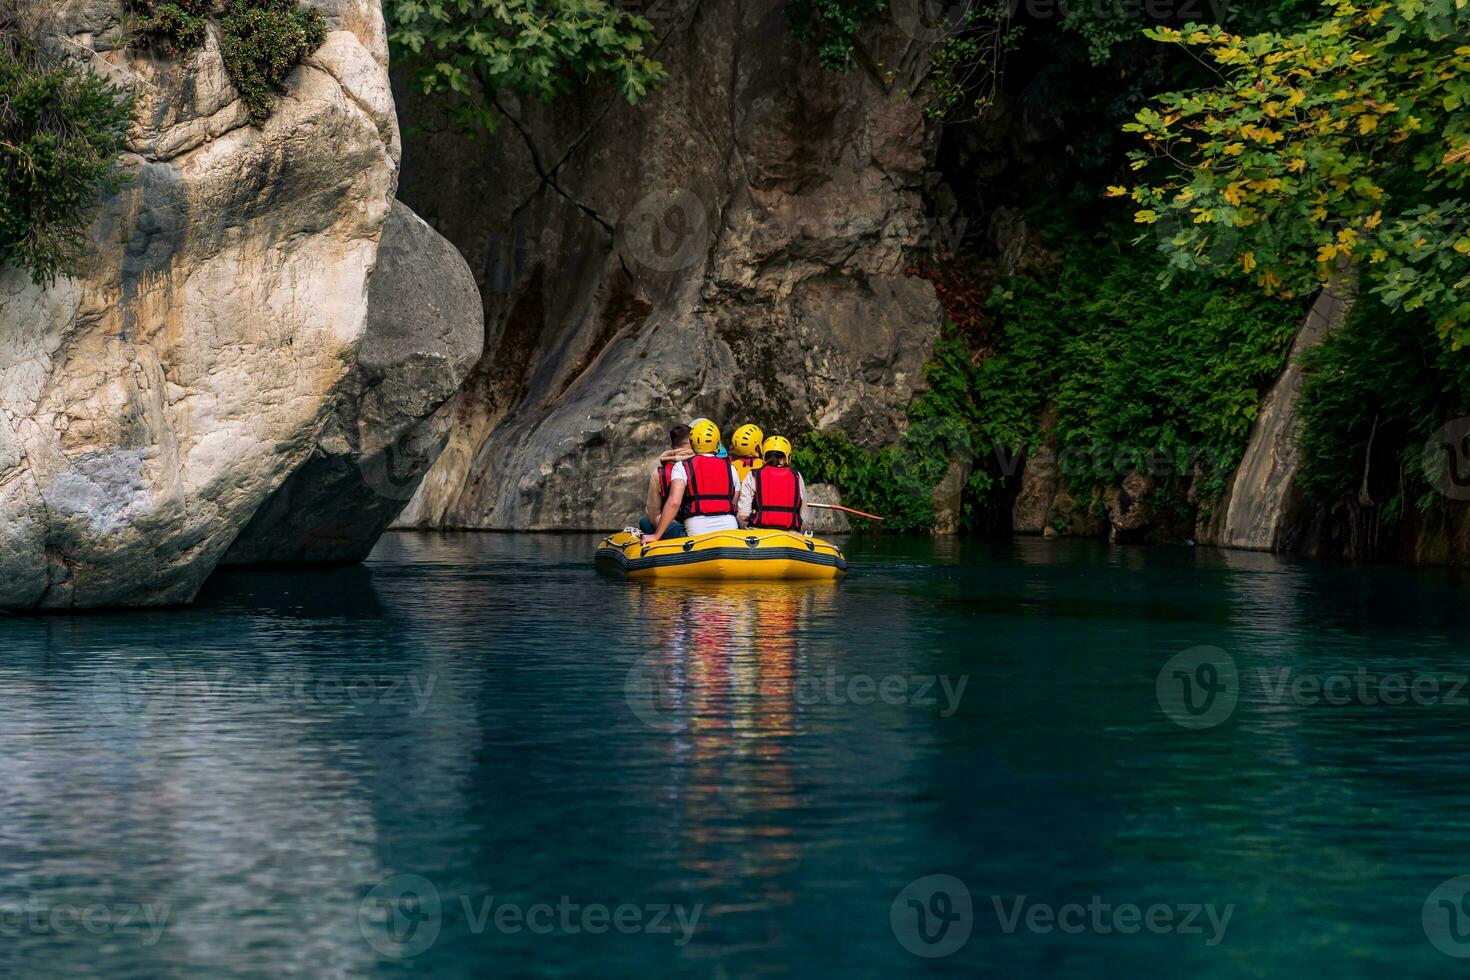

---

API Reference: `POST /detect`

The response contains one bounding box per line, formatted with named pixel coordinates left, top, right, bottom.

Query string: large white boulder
left=0, top=0, right=399, bottom=608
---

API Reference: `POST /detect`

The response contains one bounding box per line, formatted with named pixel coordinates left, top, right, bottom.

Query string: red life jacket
left=682, top=455, right=736, bottom=517
left=751, top=465, right=802, bottom=530
left=657, top=459, right=691, bottom=521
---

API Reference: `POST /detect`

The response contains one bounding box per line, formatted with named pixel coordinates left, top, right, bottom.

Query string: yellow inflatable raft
left=595, top=528, right=846, bottom=581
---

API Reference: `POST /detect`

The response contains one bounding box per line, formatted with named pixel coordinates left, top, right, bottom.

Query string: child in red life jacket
left=738, top=435, right=805, bottom=531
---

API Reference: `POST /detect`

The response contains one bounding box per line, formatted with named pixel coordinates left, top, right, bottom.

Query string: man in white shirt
left=643, top=419, right=742, bottom=543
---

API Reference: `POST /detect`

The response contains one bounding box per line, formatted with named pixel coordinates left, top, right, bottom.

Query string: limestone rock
left=802, top=483, right=851, bottom=536
left=0, top=1, right=398, bottom=608
left=1220, top=279, right=1355, bottom=551
left=222, top=201, right=483, bottom=564
left=393, top=0, right=944, bottom=531
left=931, top=457, right=972, bottom=535
left=1011, top=447, right=1059, bottom=535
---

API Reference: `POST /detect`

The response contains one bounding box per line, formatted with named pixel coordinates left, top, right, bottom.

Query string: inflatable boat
left=595, top=528, right=846, bottom=581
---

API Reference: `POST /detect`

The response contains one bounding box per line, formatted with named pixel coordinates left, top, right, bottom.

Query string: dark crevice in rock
left=492, top=92, right=616, bottom=236
left=553, top=278, right=653, bottom=403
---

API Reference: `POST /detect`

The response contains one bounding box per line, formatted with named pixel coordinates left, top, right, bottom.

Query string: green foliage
left=1055, top=0, right=1316, bottom=66
left=0, top=32, right=133, bottom=284
left=385, top=0, right=665, bottom=133
left=218, top=0, right=325, bottom=124
left=977, top=219, right=1301, bottom=504
left=794, top=431, right=937, bottom=532
left=1121, top=1, right=1470, bottom=342
left=793, top=327, right=985, bottom=532
left=134, top=0, right=210, bottom=53
left=797, top=212, right=1301, bottom=533
left=1297, top=302, right=1470, bottom=518
left=785, top=0, right=887, bottom=71
left=132, top=0, right=325, bottom=126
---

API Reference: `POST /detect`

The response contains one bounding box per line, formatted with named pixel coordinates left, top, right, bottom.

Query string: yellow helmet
left=689, top=418, right=722, bottom=454
left=761, top=435, right=792, bottom=459
left=730, top=423, right=764, bottom=458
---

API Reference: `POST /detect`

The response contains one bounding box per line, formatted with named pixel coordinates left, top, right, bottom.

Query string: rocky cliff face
left=394, top=0, right=943, bottom=531
left=0, top=0, right=402, bottom=608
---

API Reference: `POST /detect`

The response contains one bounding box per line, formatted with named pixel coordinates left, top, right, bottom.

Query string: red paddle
left=808, top=503, right=885, bottom=521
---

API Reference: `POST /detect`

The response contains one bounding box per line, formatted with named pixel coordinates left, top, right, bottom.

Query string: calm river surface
left=3, top=532, right=1470, bottom=977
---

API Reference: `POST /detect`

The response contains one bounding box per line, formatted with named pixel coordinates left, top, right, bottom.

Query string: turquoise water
left=3, top=532, right=1470, bottom=976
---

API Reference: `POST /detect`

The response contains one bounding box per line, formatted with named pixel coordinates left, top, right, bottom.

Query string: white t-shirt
left=667, top=457, right=741, bottom=535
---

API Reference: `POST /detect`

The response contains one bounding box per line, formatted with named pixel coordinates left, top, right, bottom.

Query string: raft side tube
left=595, top=529, right=846, bottom=581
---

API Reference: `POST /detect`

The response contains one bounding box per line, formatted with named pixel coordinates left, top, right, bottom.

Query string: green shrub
left=133, top=0, right=325, bottom=126
left=0, top=32, right=133, bottom=284
left=218, top=0, right=325, bottom=125
left=978, top=215, right=1303, bottom=506
left=795, top=210, right=1302, bottom=534
left=793, top=327, right=984, bottom=532
left=385, top=0, right=664, bottom=134
left=795, top=431, right=936, bottom=532
left=134, top=0, right=210, bottom=53
left=1297, top=303, right=1470, bottom=524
